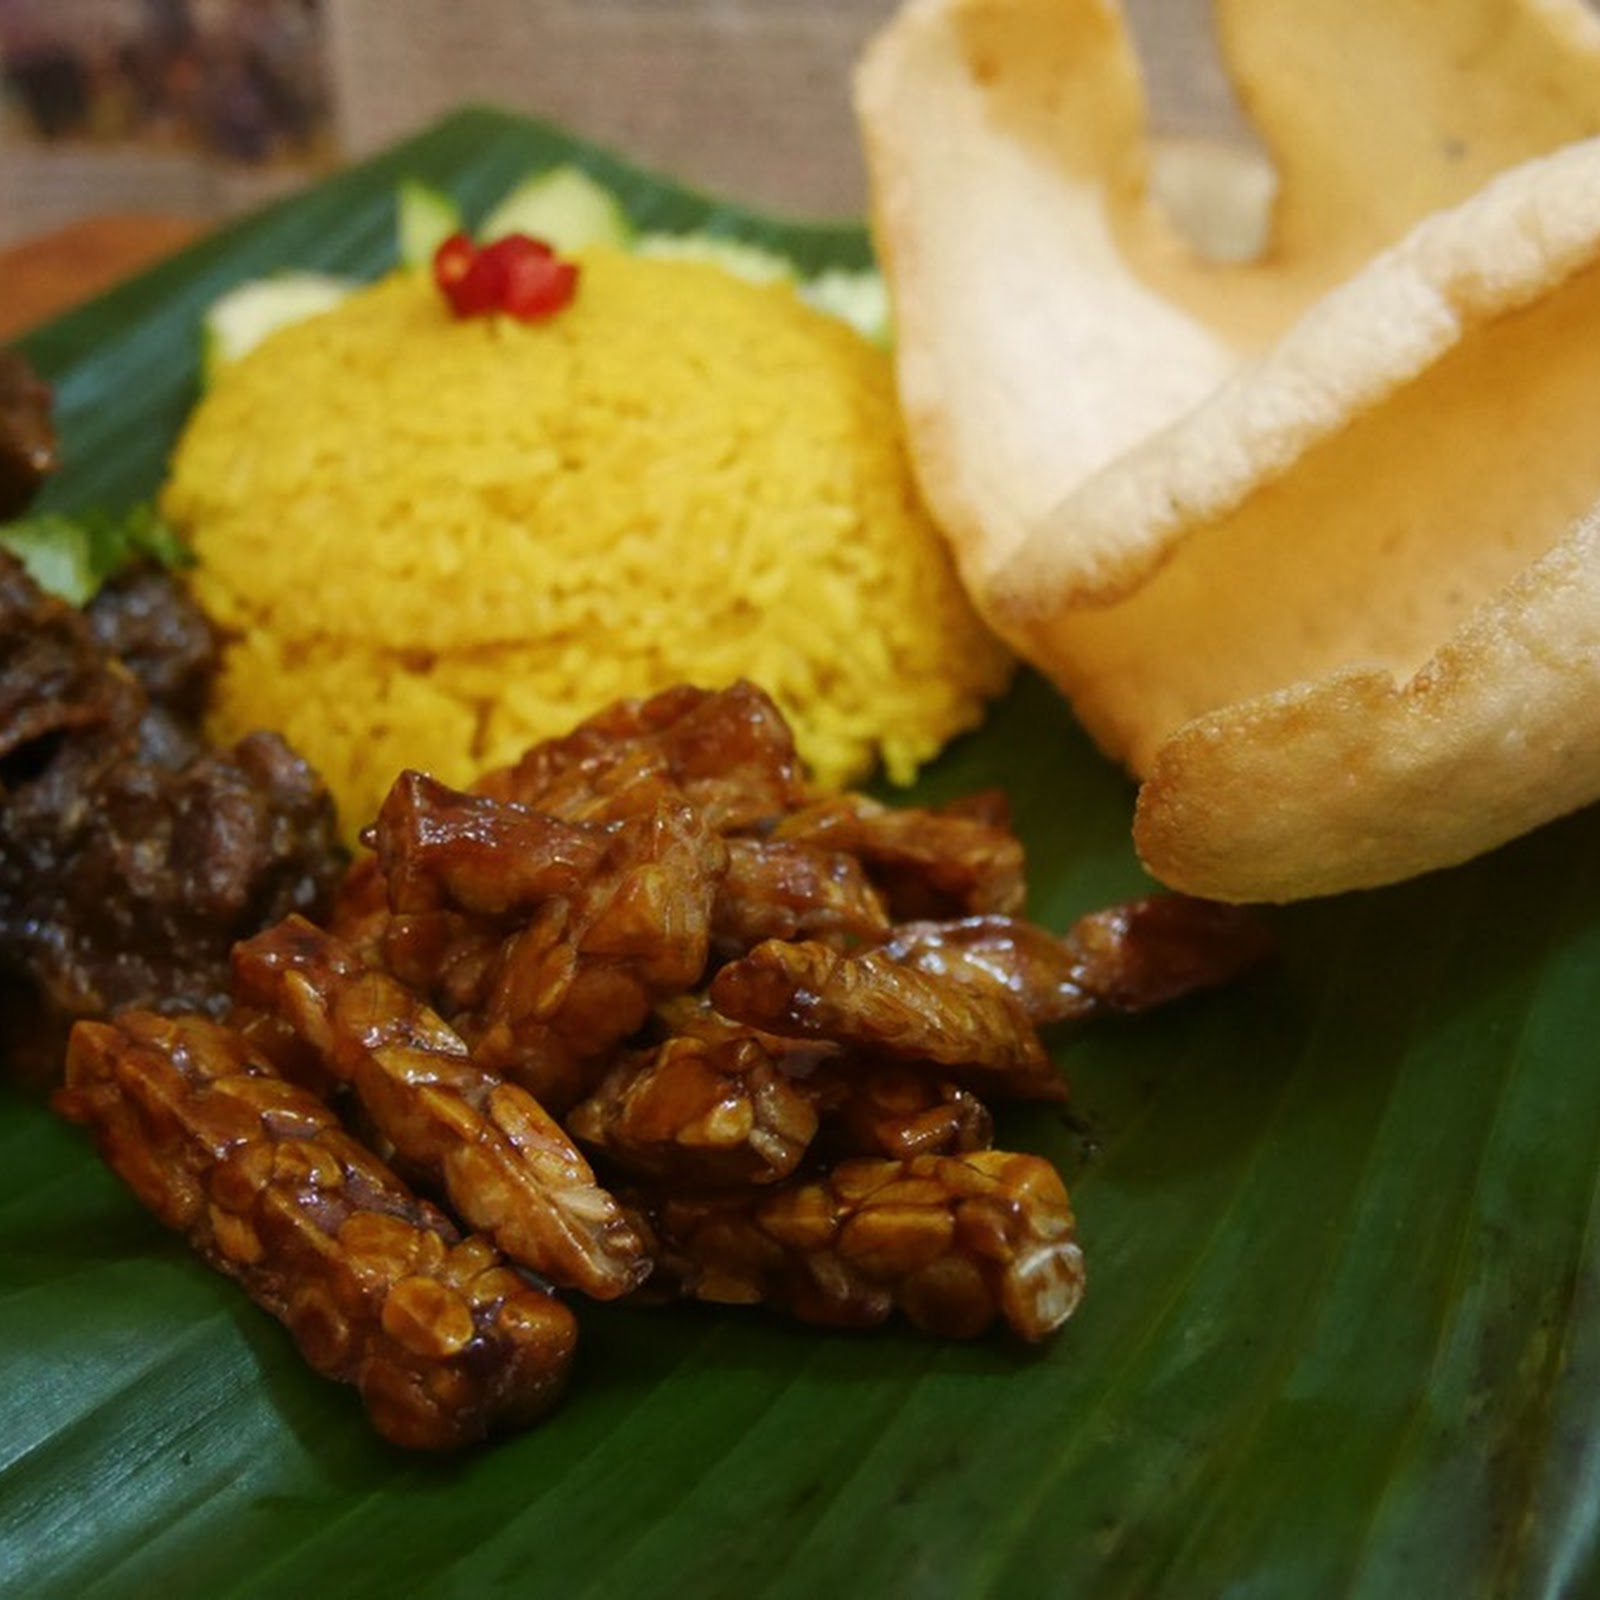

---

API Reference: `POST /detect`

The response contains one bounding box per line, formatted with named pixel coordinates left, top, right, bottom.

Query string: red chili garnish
left=448, top=246, right=511, bottom=318
left=489, top=235, right=580, bottom=320
left=432, top=231, right=476, bottom=295
left=431, top=230, right=579, bottom=322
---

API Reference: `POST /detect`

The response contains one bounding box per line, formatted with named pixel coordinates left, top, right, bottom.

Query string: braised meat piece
left=231, top=916, right=650, bottom=1300
left=56, top=1010, right=578, bottom=1451
left=0, top=546, right=133, bottom=766
left=0, top=551, right=343, bottom=1029
left=86, top=561, right=218, bottom=720
left=633, top=1150, right=1084, bottom=1341
left=0, top=350, right=58, bottom=517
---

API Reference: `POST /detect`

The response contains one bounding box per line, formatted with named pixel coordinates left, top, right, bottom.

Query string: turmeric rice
left=161, top=248, right=1011, bottom=833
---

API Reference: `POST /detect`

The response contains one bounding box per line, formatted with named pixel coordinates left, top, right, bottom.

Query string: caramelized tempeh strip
left=714, top=837, right=891, bottom=954
left=709, top=939, right=1065, bottom=1101
left=883, top=900, right=1272, bottom=1025
left=637, top=1150, right=1084, bottom=1340
left=644, top=999, right=986, bottom=1160
left=478, top=680, right=806, bottom=831
left=567, top=1032, right=819, bottom=1187
left=808, top=1064, right=994, bottom=1161
left=341, top=790, right=729, bottom=1112
left=54, top=1011, right=577, bottom=1451
left=463, top=797, right=728, bottom=1108
left=772, top=791, right=1027, bottom=919
left=880, top=914, right=1096, bottom=1024
left=368, top=770, right=609, bottom=917
left=231, top=916, right=649, bottom=1300
left=1054, top=895, right=1275, bottom=1015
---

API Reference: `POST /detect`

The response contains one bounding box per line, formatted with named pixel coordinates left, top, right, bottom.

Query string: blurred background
left=0, top=0, right=1249, bottom=247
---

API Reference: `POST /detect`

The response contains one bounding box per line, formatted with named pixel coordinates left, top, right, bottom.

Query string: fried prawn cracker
left=1000, top=140, right=1600, bottom=770
left=856, top=0, right=1600, bottom=901
left=1133, top=510, right=1600, bottom=903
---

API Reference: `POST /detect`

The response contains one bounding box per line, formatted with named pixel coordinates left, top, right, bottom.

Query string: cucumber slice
left=479, top=166, right=633, bottom=252
left=200, top=271, right=354, bottom=383
left=397, top=179, right=463, bottom=268
left=799, top=267, right=893, bottom=346
left=632, top=231, right=796, bottom=286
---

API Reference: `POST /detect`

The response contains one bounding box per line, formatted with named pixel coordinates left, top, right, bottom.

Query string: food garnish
left=858, top=0, right=1600, bottom=901
left=478, top=165, right=634, bottom=254
left=45, top=681, right=1272, bottom=1448
left=1, top=500, right=191, bottom=605
left=431, top=229, right=580, bottom=321
left=208, top=167, right=891, bottom=377
left=397, top=177, right=465, bottom=268
left=199, top=270, right=354, bottom=380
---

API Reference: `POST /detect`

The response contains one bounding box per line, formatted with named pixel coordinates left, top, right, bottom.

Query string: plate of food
left=6, top=0, right=1600, bottom=1588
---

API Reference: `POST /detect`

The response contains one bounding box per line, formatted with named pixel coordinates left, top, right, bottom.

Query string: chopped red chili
left=431, top=231, right=579, bottom=322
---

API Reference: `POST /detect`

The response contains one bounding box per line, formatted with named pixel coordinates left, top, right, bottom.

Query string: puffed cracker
left=856, top=0, right=1600, bottom=900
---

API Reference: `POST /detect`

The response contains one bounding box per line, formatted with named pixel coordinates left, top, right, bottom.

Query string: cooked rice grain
left=162, top=251, right=1010, bottom=834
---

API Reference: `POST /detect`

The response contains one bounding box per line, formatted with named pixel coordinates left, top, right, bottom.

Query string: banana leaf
left=5, top=107, right=1599, bottom=1599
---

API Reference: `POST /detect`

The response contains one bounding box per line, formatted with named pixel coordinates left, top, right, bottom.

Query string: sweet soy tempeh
left=55, top=1010, right=577, bottom=1451
left=230, top=916, right=649, bottom=1300
left=26, top=676, right=1270, bottom=1450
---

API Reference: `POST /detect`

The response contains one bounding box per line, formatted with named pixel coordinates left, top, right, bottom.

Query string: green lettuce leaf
left=1, top=502, right=190, bottom=604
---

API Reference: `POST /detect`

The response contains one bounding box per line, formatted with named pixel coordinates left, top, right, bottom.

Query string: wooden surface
left=0, top=215, right=209, bottom=341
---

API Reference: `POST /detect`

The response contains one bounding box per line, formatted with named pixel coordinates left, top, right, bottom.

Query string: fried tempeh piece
left=357, top=771, right=620, bottom=1070
left=637, top=1150, right=1084, bottom=1340
left=880, top=898, right=1273, bottom=1026
left=327, top=853, right=390, bottom=963
left=368, top=770, right=609, bottom=917
left=55, top=1010, right=578, bottom=1451
left=231, top=916, right=649, bottom=1301
left=709, top=939, right=1065, bottom=1101
left=462, top=797, right=728, bottom=1108
left=880, top=914, right=1096, bottom=1024
left=340, top=783, right=730, bottom=1113
left=644, top=997, right=986, bottom=1161
left=772, top=791, right=1027, bottom=919
left=713, top=836, right=891, bottom=954
left=478, top=680, right=807, bottom=831
left=567, top=1032, right=819, bottom=1187
left=808, top=1064, right=994, bottom=1162
left=1054, top=895, right=1276, bottom=1015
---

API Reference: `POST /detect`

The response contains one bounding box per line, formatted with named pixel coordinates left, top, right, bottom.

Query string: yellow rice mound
left=162, top=248, right=1011, bottom=835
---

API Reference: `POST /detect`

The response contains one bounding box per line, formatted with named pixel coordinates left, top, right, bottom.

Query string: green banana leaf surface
left=5, top=107, right=1600, bottom=1599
